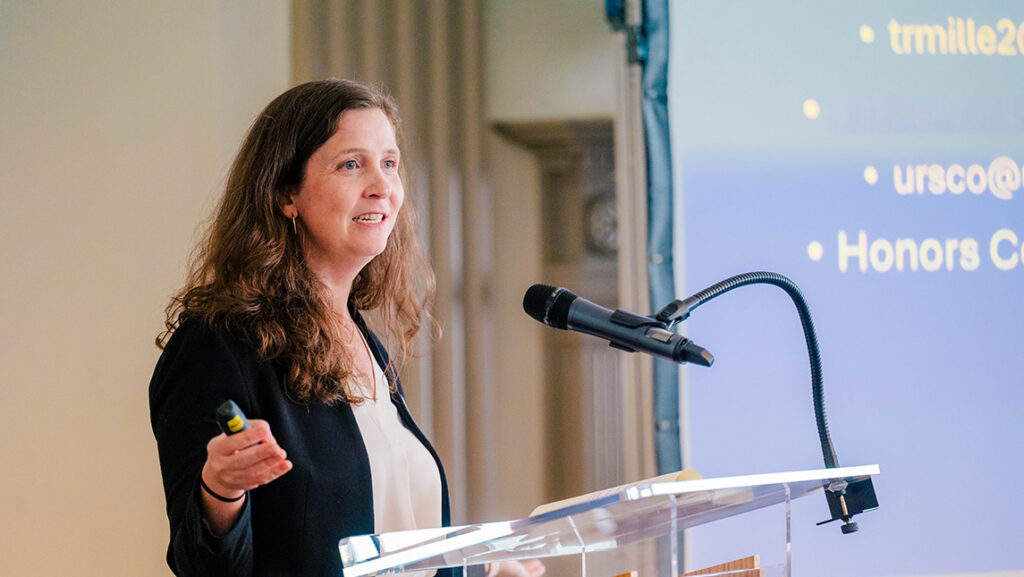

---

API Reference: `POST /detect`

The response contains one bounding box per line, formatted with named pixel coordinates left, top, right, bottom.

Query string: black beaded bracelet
left=200, top=477, right=246, bottom=503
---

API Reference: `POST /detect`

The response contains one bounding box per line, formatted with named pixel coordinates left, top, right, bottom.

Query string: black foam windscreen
left=522, top=284, right=577, bottom=330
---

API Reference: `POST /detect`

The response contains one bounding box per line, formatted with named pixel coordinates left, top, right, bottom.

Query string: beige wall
left=0, top=2, right=290, bottom=575
left=485, top=0, right=617, bottom=121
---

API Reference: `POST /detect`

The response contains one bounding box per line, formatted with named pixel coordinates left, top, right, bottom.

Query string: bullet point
left=803, top=99, right=820, bottom=120
left=860, top=25, right=875, bottom=44
left=864, top=166, right=879, bottom=185
left=807, top=241, right=824, bottom=262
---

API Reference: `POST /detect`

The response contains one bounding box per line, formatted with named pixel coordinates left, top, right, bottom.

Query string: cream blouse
left=349, top=344, right=442, bottom=539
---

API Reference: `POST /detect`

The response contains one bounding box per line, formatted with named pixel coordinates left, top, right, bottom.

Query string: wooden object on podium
left=682, top=555, right=764, bottom=577
left=612, top=555, right=762, bottom=577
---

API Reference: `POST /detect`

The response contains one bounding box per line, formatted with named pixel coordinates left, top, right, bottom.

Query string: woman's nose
left=365, top=167, right=392, bottom=198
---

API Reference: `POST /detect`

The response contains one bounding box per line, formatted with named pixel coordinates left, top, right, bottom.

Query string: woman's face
left=288, top=107, right=404, bottom=278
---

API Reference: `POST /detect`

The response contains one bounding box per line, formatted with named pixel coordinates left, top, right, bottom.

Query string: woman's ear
left=281, top=193, right=298, bottom=220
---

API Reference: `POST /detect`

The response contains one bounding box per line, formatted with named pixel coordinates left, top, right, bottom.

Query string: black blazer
left=149, top=314, right=455, bottom=577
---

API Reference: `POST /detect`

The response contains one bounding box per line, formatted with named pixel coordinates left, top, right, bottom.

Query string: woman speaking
left=150, top=78, right=505, bottom=577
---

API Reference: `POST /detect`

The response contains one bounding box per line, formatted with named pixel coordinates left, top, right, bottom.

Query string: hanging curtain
left=640, top=0, right=681, bottom=474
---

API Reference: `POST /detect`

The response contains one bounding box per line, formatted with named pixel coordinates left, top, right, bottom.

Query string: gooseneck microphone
left=523, top=284, right=713, bottom=366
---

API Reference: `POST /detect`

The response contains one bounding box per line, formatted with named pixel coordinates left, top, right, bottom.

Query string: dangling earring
left=290, top=214, right=298, bottom=234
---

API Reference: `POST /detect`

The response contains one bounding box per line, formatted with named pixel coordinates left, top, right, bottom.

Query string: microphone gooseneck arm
left=656, top=271, right=872, bottom=534
left=656, top=271, right=837, bottom=469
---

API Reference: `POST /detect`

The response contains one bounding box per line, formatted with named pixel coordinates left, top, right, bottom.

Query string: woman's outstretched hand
left=199, top=419, right=292, bottom=534
left=491, top=559, right=546, bottom=577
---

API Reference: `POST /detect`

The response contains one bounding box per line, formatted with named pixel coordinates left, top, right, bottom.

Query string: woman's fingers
left=493, top=560, right=546, bottom=577
left=245, top=457, right=294, bottom=489
left=521, top=559, right=545, bottom=577
left=204, top=418, right=292, bottom=492
left=211, top=419, right=276, bottom=453
left=228, top=438, right=287, bottom=468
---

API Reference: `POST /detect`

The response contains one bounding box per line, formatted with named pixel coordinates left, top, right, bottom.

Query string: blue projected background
left=669, top=3, right=1024, bottom=576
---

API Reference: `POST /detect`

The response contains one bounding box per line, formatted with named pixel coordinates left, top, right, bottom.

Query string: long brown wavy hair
left=158, top=78, right=436, bottom=405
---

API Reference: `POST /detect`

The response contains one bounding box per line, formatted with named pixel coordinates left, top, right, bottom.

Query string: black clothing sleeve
left=150, top=319, right=257, bottom=576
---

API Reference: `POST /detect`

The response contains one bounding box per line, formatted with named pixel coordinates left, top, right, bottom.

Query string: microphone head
left=523, top=284, right=577, bottom=330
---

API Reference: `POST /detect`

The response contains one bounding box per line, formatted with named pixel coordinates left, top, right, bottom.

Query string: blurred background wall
left=1, top=2, right=291, bottom=574
left=0, top=1, right=621, bottom=575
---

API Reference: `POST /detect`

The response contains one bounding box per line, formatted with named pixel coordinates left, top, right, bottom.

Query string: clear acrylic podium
left=339, top=465, right=879, bottom=577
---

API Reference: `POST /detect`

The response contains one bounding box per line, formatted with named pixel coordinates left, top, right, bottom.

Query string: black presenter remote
left=215, top=400, right=251, bottom=436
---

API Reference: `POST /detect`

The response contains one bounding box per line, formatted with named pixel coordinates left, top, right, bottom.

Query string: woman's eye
left=342, top=160, right=358, bottom=170
left=383, top=160, right=397, bottom=170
